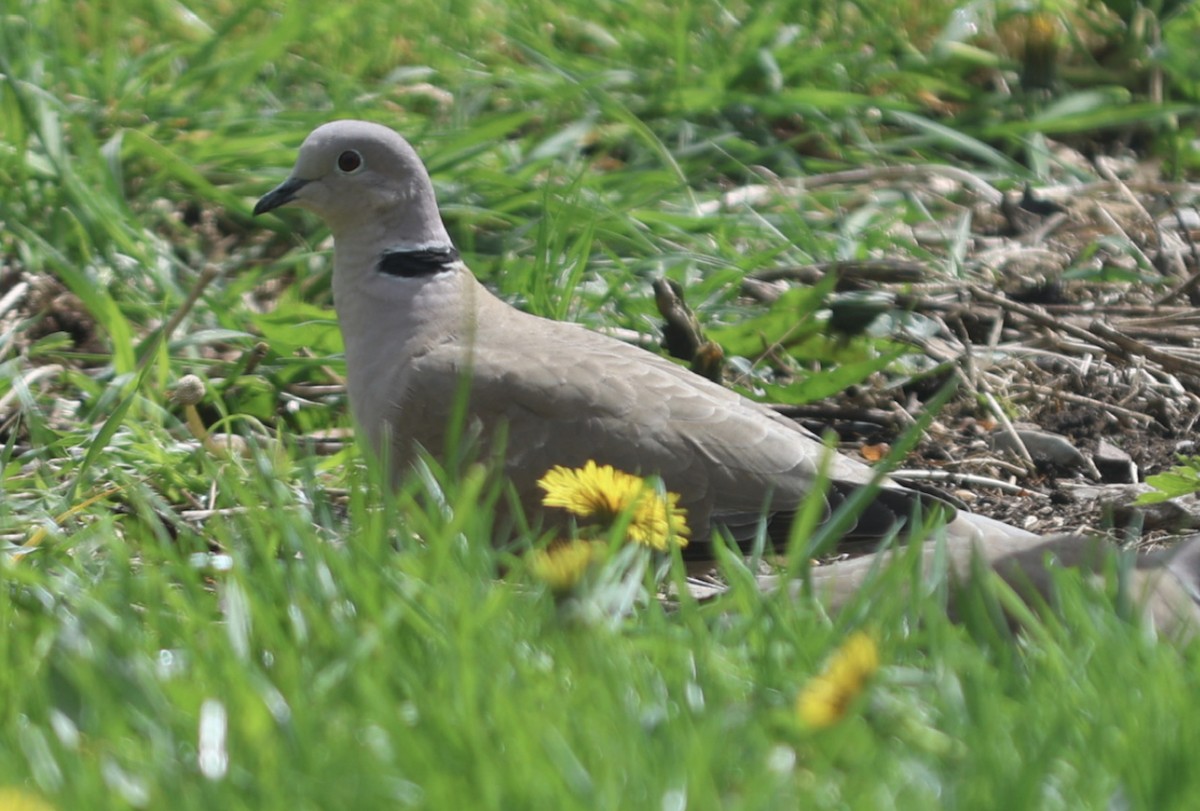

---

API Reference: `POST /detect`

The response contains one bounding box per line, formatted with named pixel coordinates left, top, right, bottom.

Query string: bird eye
left=337, top=150, right=363, bottom=173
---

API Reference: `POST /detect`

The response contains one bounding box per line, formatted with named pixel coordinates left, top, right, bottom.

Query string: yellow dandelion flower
left=796, top=632, right=879, bottom=728
left=537, top=461, right=689, bottom=551
left=0, top=788, right=56, bottom=811
left=529, top=540, right=605, bottom=593
left=1026, top=12, right=1059, bottom=49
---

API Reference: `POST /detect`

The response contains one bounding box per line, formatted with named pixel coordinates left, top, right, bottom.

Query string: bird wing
left=398, top=291, right=948, bottom=552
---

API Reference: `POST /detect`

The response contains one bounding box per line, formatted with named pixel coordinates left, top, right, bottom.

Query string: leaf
left=889, top=110, right=1021, bottom=171
left=1137, top=460, right=1200, bottom=503
left=707, top=283, right=831, bottom=359
left=66, top=370, right=146, bottom=506
left=251, top=302, right=343, bottom=358
left=749, top=347, right=910, bottom=404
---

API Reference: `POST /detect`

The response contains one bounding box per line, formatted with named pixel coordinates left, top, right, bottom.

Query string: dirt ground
left=723, top=158, right=1200, bottom=550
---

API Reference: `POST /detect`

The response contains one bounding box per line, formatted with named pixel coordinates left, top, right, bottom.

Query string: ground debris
left=733, top=155, right=1200, bottom=542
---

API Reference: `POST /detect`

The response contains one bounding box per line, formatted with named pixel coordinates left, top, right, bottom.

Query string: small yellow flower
left=796, top=632, right=879, bottom=728
left=537, top=461, right=689, bottom=551
left=0, top=788, right=56, bottom=811
left=1026, top=11, right=1059, bottom=49
left=529, top=540, right=605, bottom=593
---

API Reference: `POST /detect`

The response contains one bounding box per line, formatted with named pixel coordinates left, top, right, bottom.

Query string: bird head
left=253, top=120, right=448, bottom=247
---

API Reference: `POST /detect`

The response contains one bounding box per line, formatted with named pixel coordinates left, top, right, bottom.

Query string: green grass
left=3, top=0, right=1200, bottom=808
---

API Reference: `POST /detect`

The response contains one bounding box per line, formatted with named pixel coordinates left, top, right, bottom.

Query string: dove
left=250, top=119, right=1200, bottom=637
left=251, top=119, right=1040, bottom=559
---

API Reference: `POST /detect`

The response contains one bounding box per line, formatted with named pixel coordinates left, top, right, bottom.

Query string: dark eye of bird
left=337, top=150, right=363, bottom=173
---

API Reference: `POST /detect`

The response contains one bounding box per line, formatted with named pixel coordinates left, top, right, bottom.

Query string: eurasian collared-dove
left=252, top=120, right=1029, bottom=556
left=253, top=120, right=1200, bottom=636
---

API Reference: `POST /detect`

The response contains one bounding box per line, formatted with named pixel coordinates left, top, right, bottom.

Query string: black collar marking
left=376, top=247, right=460, bottom=278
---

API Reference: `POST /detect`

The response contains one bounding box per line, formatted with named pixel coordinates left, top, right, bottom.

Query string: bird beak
left=253, top=176, right=311, bottom=216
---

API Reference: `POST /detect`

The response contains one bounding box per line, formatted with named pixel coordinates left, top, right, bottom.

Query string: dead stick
left=1088, top=321, right=1200, bottom=379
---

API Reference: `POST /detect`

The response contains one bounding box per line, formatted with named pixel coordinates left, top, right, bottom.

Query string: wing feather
left=396, top=294, right=946, bottom=552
